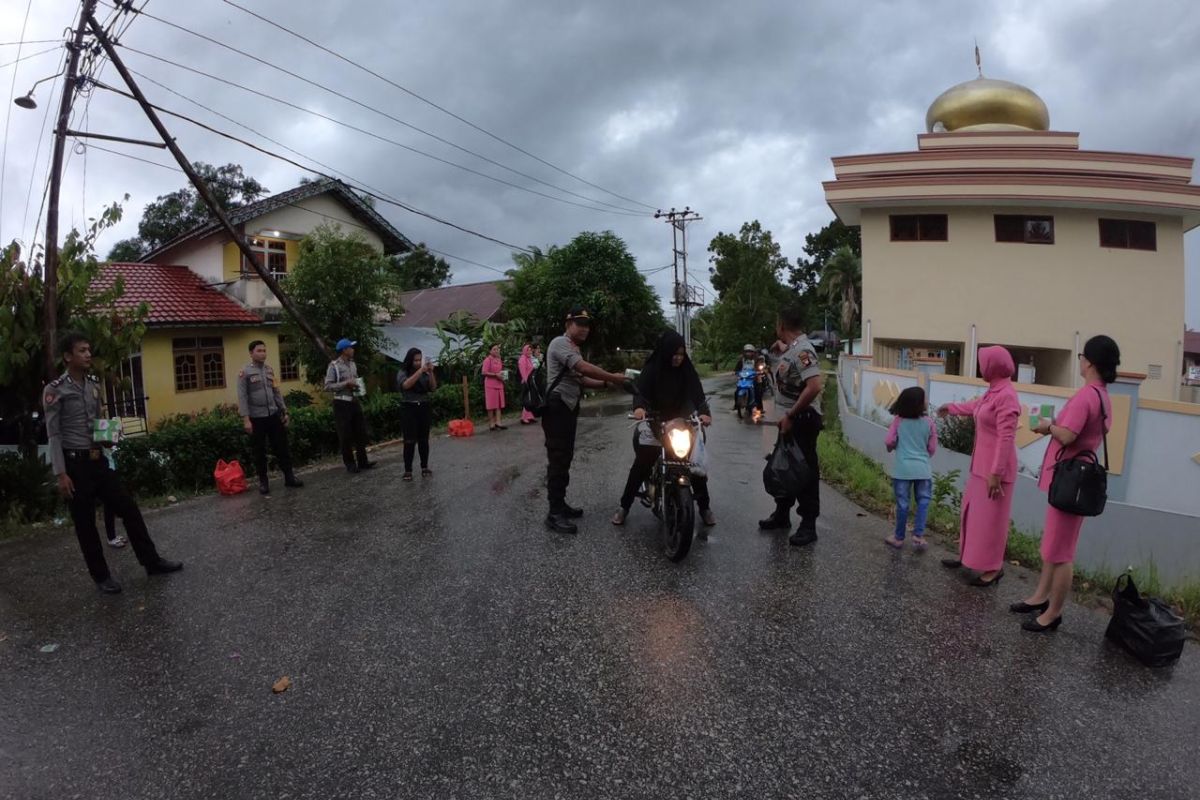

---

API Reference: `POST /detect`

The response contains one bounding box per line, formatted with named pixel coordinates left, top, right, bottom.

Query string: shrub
left=285, top=389, right=314, bottom=409
left=937, top=415, right=975, bottom=455
left=429, top=381, right=484, bottom=423
left=0, top=453, right=60, bottom=525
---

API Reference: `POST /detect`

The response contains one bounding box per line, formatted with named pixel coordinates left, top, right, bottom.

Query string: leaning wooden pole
left=86, top=13, right=333, bottom=361
left=41, top=0, right=99, bottom=379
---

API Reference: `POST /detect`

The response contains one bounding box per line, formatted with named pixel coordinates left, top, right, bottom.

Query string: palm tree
left=820, top=245, right=861, bottom=354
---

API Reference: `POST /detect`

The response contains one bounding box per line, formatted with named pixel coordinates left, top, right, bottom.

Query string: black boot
left=789, top=522, right=818, bottom=547
left=284, top=473, right=304, bottom=488
left=259, top=477, right=270, bottom=495
left=758, top=513, right=790, bottom=531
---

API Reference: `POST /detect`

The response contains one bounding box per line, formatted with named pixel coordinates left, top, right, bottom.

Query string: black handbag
left=1047, top=387, right=1109, bottom=517
left=1105, top=574, right=1186, bottom=667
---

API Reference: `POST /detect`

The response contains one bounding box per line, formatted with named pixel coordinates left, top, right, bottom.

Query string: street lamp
left=13, top=73, right=62, bottom=110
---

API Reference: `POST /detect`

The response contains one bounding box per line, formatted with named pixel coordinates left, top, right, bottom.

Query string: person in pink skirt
left=937, top=346, right=1020, bottom=587
left=482, top=344, right=507, bottom=431
left=1012, top=335, right=1119, bottom=633
left=518, top=343, right=536, bottom=425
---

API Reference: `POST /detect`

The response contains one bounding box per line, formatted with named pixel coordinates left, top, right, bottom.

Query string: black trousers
left=773, top=409, right=822, bottom=524
left=333, top=400, right=370, bottom=468
left=541, top=399, right=578, bottom=513
left=65, top=454, right=160, bottom=582
left=401, top=402, right=432, bottom=471
left=619, top=444, right=710, bottom=512
left=103, top=501, right=117, bottom=541
left=250, top=412, right=295, bottom=482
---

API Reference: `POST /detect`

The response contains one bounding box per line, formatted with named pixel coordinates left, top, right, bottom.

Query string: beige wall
left=253, top=194, right=385, bottom=251
left=860, top=206, right=1184, bottom=400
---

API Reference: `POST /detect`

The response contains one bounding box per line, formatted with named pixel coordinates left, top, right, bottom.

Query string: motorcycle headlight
left=666, top=424, right=693, bottom=459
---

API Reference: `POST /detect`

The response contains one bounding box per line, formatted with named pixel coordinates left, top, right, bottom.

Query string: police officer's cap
left=565, top=306, right=592, bottom=324
left=335, top=338, right=357, bottom=352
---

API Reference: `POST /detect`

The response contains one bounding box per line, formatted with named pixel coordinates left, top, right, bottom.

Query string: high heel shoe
left=940, top=558, right=962, bottom=569
left=1021, top=615, right=1063, bottom=633
left=1009, top=599, right=1049, bottom=614
left=968, top=570, right=1004, bottom=587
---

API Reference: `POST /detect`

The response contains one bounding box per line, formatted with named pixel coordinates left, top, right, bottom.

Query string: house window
left=995, top=215, right=1054, bottom=244
left=242, top=238, right=289, bottom=278
left=172, top=336, right=225, bottom=392
left=1099, top=219, right=1156, bottom=251
left=278, top=336, right=300, bottom=382
left=890, top=214, right=948, bottom=242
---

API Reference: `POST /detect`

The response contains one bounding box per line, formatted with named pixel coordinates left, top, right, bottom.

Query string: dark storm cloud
left=3, top=0, right=1198, bottom=323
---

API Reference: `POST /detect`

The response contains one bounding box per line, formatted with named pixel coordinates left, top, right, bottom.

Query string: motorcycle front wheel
left=663, top=483, right=695, bottom=562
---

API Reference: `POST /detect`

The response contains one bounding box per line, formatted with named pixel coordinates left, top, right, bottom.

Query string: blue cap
left=335, top=338, right=356, bottom=352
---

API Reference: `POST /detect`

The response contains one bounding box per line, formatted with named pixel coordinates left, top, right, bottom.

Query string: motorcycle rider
left=612, top=330, right=714, bottom=527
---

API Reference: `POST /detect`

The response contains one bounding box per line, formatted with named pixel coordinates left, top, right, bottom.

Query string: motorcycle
left=631, top=412, right=705, bottom=562
left=734, top=364, right=766, bottom=421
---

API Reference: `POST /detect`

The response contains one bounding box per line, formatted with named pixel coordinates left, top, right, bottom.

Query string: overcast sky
left=3, top=0, right=1198, bottom=328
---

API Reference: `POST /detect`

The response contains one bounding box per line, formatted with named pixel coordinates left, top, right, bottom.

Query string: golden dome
left=926, top=77, right=1050, bottom=133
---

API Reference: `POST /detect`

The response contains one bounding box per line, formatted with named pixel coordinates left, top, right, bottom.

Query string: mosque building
left=822, top=63, right=1200, bottom=401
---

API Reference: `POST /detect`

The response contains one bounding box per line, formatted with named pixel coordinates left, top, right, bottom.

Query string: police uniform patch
left=799, top=352, right=814, bottom=368
left=238, top=369, right=246, bottom=379
left=44, top=391, right=57, bottom=406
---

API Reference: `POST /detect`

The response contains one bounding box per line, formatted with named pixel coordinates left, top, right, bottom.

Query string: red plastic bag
left=448, top=419, right=475, bottom=437
left=214, top=459, right=248, bottom=495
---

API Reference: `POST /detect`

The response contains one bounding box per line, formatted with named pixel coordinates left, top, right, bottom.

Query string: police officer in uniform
left=238, top=339, right=303, bottom=495
left=324, top=337, right=374, bottom=473
left=759, top=307, right=825, bottom=546
left=43, top=333, right=182, bottom=593
left=542, top=306, right=632, bottom=534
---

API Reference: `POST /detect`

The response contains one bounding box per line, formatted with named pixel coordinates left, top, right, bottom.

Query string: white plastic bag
left=691, top=430, right=709, bottom=477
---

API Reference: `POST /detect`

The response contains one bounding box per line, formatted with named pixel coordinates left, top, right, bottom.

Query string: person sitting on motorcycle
left=732, top=344, right=758, bottom=410
left=613, top=331, right=714, bottom=527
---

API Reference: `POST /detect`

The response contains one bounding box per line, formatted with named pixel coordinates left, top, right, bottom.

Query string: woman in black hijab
left=612, top=330, right=714, bottom=526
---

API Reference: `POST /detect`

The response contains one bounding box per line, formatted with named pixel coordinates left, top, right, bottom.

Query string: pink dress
left=518, top=346, right=535, bottom=423
left=943, top=346, right=1021, bottom=572
left=1037, top=382, right=1112, bottom=564
left=482, top=355, right=506, bottom=411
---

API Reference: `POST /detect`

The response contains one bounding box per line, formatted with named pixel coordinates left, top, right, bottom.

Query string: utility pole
left=41, top=0, right=99, bottom=380
left=654, top=207, right=704, bottom=351
left=86, top=13, right=332, bottom=360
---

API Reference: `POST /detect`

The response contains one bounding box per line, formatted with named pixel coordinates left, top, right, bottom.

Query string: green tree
left=106, top=163, right=267, bottom=260
left=501, top=232, right=666, bottom=357
left=1, top=202, right=149, bottom=458
left=790, top=218, right=861, bottom=329
left=703, top=221, right=792, bottom=358
left=819, top=245, right=862, bottom=353
left=281, top=224, right=403, bottom=384
left=707, top=220, right=790, bottom=301
left=390, top=243, right=452, bottom=290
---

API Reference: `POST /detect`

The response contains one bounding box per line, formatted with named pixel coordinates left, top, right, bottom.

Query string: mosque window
left=1099, top=219, right=1156, bottom=251
left=889, top=214, right=947, bottom=242
left=995, top=215, right=1054, bottom=244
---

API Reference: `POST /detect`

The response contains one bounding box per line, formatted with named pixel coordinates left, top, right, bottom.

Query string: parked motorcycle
left=631, top=412, right=705, bottom=562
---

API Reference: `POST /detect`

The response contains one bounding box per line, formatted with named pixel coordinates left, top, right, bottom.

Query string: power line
left=117, top=51, right=646, bottom=217
left=0, top=0, right=36, bottom=244
left=92, top=77, right=534, bottom=254
left=218, top=0, right=659, bottom=212
left=423, top=247, right=511, bottom=277
left=19, top=48, right=67, bottom=251
left=100, top=4, right=648, bottom=216
left=0, top=39, right=62, bottom=47
left=0, top=44, right=62, bottom=70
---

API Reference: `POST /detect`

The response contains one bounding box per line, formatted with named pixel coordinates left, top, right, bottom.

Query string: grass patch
left=819, top=373, right=1200, bottom=631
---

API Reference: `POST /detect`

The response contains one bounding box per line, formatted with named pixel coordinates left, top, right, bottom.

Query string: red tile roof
left=394, top=280, right=509, bottom=327
left=1185, top=329, right=1200, bottom=356
left=95, top=263, right=263, bottom=326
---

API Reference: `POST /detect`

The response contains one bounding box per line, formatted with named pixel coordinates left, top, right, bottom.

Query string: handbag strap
left=1092, top=386, right=1109, bottom=473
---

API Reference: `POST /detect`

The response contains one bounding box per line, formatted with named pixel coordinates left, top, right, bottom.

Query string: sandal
left=402, top=472, right=413, bottom=482
left=421, top=469, right=432, bottom=478
left=611, top=508, right=627, bottom=526
left=883, top=536, right=904, bottom=549
left=107, top=535, right=127, bottom=549
left=911, top=536, right=928, bottom=550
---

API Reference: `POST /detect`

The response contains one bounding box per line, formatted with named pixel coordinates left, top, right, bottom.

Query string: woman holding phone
left=397, top=348, right=437, bottom=481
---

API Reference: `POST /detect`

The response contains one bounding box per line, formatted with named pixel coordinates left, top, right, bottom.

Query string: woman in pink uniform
left=517, top=343, right=536, bottom=425
left=482, top=344, right=507, bottom=431
left=937, top=346, right=1020, bottom=587
left=1012, top=335, right=1119, bottom=633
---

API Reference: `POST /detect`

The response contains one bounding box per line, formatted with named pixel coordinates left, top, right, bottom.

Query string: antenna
left=974, top=38, right=983, bottom=77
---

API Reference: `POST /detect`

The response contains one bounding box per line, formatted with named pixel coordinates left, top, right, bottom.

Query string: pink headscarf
left=518, top=344, right=534, bottom=382
left=978, top=346, right=1015, bottom=392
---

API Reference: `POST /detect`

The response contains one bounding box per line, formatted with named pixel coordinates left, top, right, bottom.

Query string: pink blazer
left=944, top=346, right=1021, bottom=482
left=482, top=355, right=504, bottom=389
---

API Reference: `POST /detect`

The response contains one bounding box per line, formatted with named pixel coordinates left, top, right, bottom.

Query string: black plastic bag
left=1105, top=574, right=1186, bottom=668
left=763, top=431, right=812, bottom=500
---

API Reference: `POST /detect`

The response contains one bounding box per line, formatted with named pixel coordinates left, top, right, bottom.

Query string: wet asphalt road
left=1, top=380, right=1198, bottom=800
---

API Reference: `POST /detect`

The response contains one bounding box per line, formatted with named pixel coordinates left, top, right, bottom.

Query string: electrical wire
left=217, top=0, right=659, bottom=212
left=92, top=78, right=535, bottom=254
left=98, top=3, right=649, bottom=215
left=0, top=44, right=63, bottom=71
left=19, top=48, right=67, bottom=251
left=423, top=247, right=511, bottom=277
left=118, top=55, right=646, bottom=217
left=1, top=0, right=39, bottom=243
left=0, top=39, right=62, bottom=47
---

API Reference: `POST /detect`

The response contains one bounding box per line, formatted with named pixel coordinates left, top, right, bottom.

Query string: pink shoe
left=883, top=536, right=904, bottom=549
